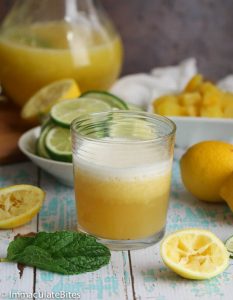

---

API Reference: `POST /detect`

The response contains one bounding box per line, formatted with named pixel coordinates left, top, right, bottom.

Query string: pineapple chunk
left=200, top=105, right=223, bottom=118
left=184, top=105, right=199, bottom=117
left=152, top=74, right=233, bottom=118
left=179, top=92, right=201, bottom=106
left=154, top=96, right=184, bottom=116
left=184, top=74, right=203, bottom=92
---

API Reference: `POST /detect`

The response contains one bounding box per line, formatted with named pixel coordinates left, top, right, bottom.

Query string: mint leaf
left=6, top=231, right=111, bottom=275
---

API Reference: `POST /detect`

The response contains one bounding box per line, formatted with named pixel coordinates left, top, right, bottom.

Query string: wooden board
left=0, top=101, right=30, bottom=165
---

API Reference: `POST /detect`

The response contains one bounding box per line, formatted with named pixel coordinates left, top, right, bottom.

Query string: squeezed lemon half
left=21, top=78, right=80, bottom=123
left=0, top=185, right=45, bottom=229
left=160, top=228, right=229, bottom=280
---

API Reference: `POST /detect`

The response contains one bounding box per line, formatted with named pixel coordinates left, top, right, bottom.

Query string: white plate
left=18, top=127, right=73, bottom=187
left=171, top=116, right=233, bottom=151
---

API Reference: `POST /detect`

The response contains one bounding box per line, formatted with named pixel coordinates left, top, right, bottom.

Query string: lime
left=36, top=123, right=54, bottom=159
left=50, top=98, right=112, bottom=128
left=0, top=185, right=45, bottom=229
left=225, top=236, right=233, bottom=257
left=80, top=90, right=128, bottom=110
left=45, top=127, right=72, bottom=162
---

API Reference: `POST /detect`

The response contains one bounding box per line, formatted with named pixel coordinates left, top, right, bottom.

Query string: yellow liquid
left=75, top=165, right=171, bottom=240
left=0, top=22, right=123, bottom=106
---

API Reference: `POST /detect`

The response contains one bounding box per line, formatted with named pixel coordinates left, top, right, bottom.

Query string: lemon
left=180, top=141, right=233, bottom=202
left=220, top=172, right=233, bottom=211
left=0, top=185, right=45, bottom=229
left=21, top=79, right=80, bottom=123
left=160, top=228, right=229, bottom=280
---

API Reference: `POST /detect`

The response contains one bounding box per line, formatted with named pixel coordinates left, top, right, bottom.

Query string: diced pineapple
left=184, top=74, right=203, bottom=92
left=202, top=90, right=222, bottom=106
left=152, top=74, right=233, bottom=119
left=153, top=95, right=178, bottom=106
left=184, top=105, right=199, bottom=117
left=200, top=105, right=223, bottom=118
left=223, top=105, right=233, bottom=118
left=199, top=82, right=216, bottom=94
left=179, top=92, right=202, bottom=106
left=154, top=96, right=184, bottom=116
left=221, top=92, right=233, bottom=108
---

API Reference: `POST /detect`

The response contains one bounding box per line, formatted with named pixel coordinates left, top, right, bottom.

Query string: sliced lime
left=41, top=116, right=55, bottom=132
left=225, top=235, right=233, bottom=257
left=127, top=103, right=144, bottom=111
left=80, top=91, right=128, bottom=110
left=50, top=98, right=112, bottom=128
left=45, top=127, right=72, bottom=162
left=36, top=123, right=54, bottom=158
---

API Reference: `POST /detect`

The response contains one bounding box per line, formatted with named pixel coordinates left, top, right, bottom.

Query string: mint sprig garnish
left=2, top=231, right=110, bottom=275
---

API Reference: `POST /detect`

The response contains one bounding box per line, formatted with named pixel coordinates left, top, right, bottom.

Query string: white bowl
left=171, top=116, right=233, bottom=149
left=18, top=118, right=233, bottom=182
left=18, top=127, right=73, bottom=187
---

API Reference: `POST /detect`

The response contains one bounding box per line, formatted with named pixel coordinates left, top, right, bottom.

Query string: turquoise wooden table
left=0, top=160, right=233, bottom=300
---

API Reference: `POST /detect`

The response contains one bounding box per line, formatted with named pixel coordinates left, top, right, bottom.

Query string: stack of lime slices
left=36, top=91, right=142, bottom=163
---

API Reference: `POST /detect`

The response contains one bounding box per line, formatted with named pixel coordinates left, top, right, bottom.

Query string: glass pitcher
left=0, top=0, right=123, bottom=107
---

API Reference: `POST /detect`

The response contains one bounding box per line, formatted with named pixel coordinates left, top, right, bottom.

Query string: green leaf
left=6, top=231, right=111, bottom=275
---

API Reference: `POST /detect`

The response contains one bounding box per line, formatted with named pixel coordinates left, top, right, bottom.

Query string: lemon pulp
left=161, top=228, right=229, bottom=280
left=0, top=185, right=45, bottom=229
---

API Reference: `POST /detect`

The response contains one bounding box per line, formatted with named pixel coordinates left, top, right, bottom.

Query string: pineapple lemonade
left=71, top=112, right=176, bottom=249
left=0, top=21, right=122, bottom=106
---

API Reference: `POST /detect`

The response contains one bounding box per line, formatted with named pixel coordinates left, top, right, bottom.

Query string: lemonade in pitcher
left=0, top=0, right=123, bottom=106
left=0, top=22, right=122, bottom=106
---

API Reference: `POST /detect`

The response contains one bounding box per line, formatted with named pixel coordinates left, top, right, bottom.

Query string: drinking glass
left=71, top=111, right=176, bottom=250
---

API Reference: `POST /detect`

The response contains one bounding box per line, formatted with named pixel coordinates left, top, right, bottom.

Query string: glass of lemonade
left=71, top=111, right=176, bottom=250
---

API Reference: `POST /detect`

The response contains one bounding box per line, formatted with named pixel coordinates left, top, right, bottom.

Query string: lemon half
left=0, top=185, right=45, bottom=229
left=160, top=228, right=229, bottom=280
left=21, top=78, right=80, bottom=123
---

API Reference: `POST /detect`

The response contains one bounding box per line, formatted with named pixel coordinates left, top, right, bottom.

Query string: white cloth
left=110, top=58, right=197, bottom=109
left=110, top=57, right=233, bottom=110
left=217, top=75, right=233, bottom=92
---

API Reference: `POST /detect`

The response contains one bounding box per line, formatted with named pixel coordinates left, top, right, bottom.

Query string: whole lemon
left=180, top=141, right=233, bottom=202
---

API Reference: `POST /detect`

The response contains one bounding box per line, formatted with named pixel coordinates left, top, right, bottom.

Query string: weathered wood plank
left=0, top=162, right=38, bottom=298
left=36, top=171, right=134, bottom=300
left=129, top=162, right=233, bottom=300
